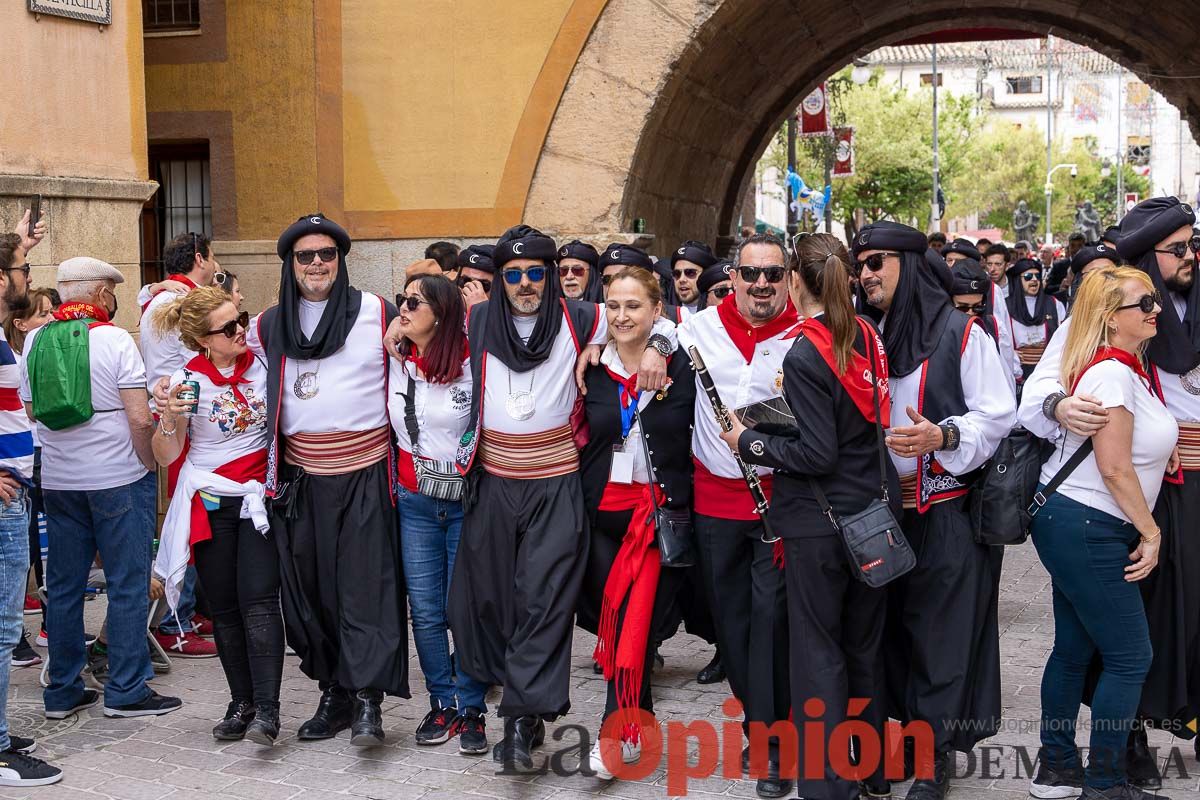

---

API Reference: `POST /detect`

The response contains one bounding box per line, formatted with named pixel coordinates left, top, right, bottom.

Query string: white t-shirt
left=20, top=324, right=150, bottom=491
left=1043, top=360, right=1178, bottom=522
left=388, top=357, right=472, bottom=462
left=139, top=290, right=189, bottom=393
left=169, top=356, right=269, bottom=473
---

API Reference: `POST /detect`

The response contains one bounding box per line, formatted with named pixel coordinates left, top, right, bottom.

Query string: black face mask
left=107, top=291, right=118, bottom=321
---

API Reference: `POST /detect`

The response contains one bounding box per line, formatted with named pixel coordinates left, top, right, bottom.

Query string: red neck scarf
left=1070, top=346, right=1155, bottom=396
left=141, top=275, right=197, bottom=313
left=788, top=317, right=891, bottom=425
left=185, top=350, right=255, bottom=404
left=404, top=338, right=469, bottom=384
left=716, top=293, right=799, bottom=363
left=54, top=302, right=109, bottom=324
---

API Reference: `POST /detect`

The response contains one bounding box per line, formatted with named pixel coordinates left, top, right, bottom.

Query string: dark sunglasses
left=1153, top=236, right=1200, bottom=260
left=456, top=275, right=491, bottom=293
left=710, top=285, right=733, bottom=300
left=854, top=252, right=901, bottom=273
left=207, top=311, right=250, bottom=338
left=294, top=247, right=338, bottom=266
left=673, top=267, right=700, bottom=280
left=954, top=301, right=987, bottom=316
left=736, top=265, right=786, bottom=284
left=1021, top=272, right=1041, bottom=282
left=398, top=295, right=431, bottom=312
left=213, top=272, right=228, bottom=286
left=501, top=266, right=546, bottom=285
left=1117, top=291, right=1161, bottom=314
left=558, top=265, right=587, bottom=278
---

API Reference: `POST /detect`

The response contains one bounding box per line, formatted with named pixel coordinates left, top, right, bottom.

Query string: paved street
left=6, top=541, right=1198, bottom=800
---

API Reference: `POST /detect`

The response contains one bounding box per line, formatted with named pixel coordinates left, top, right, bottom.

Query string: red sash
left=187, top=449, right=268, bottom=556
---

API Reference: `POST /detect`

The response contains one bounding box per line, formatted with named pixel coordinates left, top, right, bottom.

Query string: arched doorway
left=524, top=0, right=1200, bottom=254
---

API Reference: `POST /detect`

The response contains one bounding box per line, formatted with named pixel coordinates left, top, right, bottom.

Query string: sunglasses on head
left=398, top=294, right=431, bottom=312
left=1117, top=291, right=1161, bottom=314
left=213, top=272, right=228, bottom=286
left=501, top=266, right=546, bottom=285
left=294, top=247, right=338, bottom=266
left=735, top=265, right=786, bottom=284
left=1021, top=271, right=1041, bottom=282
left=954, top=301, right=987, bottom=316
left=854, top=252, right=901, bottom=273
left=710, top=285, right=733, bottom=300
left=206, top=311, right=250, bottom=338
left=558, top=265, right=587, bottom=278
left=1153, top=236, right=1200, bottom=259
left=673, top=267, right=700, bottom=280
left=456, top=274, right=491, bottom=293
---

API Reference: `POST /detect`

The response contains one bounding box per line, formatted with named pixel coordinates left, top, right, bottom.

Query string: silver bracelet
left=158, top=419, right=178, bottom=437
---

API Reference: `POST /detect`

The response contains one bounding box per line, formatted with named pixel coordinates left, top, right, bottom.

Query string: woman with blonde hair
left=1029, top=266, right=1178, bottom=800
left=151, top=286, right=282, bottom=746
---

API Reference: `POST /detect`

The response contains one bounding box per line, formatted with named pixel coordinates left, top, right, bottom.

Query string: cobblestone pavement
left=6, top=541, right=1198, bottom=800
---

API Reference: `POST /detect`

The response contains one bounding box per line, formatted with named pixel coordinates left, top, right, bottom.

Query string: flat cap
left=57, top=256, right=125, bottom=284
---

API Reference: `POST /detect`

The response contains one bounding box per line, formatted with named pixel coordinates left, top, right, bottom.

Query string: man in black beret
left=557, top=240, right=601, bottom=302
left=940, top=237, right=981, bottom=266
left=596, top=243, right=690, bottom=321
left=671, top=240, right=718, bottom=314
left=1003, top=258, right=1065, bottom=380
left=1060, top=244, right=1120, bottom=307
left=454, top=244, right=496, bottom=309
left=251, top=213, right=407, bottom=746
left=696, top=259, right=733, bottom=310
left=853, top=221, right=1015, bottom=800
left=947, top=241, right=1020, bottom=387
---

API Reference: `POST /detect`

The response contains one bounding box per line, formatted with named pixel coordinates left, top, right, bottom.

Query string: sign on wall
left=28, top=0, right=111, bottom=25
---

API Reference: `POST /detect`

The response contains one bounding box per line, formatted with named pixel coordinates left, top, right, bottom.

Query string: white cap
left=56, top=257, right=125, bottom=284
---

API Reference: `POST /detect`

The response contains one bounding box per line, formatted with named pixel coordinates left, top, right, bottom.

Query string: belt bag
left=633, top=405, right=696, bottom=568
left=403, top=376, right=464, bottom=502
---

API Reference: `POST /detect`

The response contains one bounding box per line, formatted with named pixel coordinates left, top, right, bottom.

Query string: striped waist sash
left=899, top=471, right=956, bottom=511
left=479, top=424, right=578, bottom=480
left=1178, top=421, right=1200, bottom=472
left=1016, top=343, right=1047, bottom=365
left=284, top=426, right=390, bottom=475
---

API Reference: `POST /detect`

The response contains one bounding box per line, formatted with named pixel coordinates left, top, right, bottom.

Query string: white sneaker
left=588, top=737, right=642, bottom=780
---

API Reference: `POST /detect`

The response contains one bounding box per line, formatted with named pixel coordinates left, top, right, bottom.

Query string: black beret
left=599, top=243, right=654, bottom=271
left=698, top=259, right=733, bottom=294
left=1116, top=197, right=1196, bottom=262
left=494, top=225, right=558, bottom=269
left=1005, top=257, right=1043, bottom=282
left=851, top=221, right=928, bottom=257
left=456, top=244, right=496, bottom=274
left=671, top=240, right=718, bottom=269
left=277, top=213, right=351, bottom=260
left=557, top=240, right=599, bottom=269
left=941, top=237, right=982, bottom=261
left=1071, top=244, right=1118, bottom=273
left=949, top=258, right=989, bottom=296
left=1101, top=225, right=1123, bottom=245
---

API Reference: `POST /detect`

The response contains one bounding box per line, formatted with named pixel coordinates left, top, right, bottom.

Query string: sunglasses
left=954, top=301, right=987, bottom=316
left=1117, top=291, right=1161, bottom=314
left=673, top=267, right=700, bottom=280
left=206, top=311, right=250, bottom=338
left=1021, top=272, right=1041, bottom=282
left=736, top=265, right=786, bottom=284
left=558, top=265, right=587, bottom=278
left=456, top=275, right=492, bottom=293
left=710, top=285, right=733, bottom=300
left=854, top=252, right=901, bottom=273
left=501, top=266, right=546, bottom=285
left=398, top=294, right=431, bottom=312
left=1153, top=237, right=1200, bottom=259
left=294, top=247, right=338, bottom=266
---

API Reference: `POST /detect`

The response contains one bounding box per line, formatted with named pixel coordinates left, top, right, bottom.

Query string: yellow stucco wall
left=1, top=0, right=148, bottom=182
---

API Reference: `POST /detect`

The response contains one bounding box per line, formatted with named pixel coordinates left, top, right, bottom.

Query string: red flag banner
left=833, top=127, right=855, bottom=177
left=798, top=84, right=830, bottom=137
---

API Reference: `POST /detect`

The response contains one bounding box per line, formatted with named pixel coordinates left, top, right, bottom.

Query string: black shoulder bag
left=632, top=405, right=696, bottom=568
left=402, top=376, right=466, bottom=502
left=809, top=341, right=916, bottom=588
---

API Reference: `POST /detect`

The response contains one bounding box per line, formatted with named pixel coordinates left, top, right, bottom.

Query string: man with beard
left=944, top=239, right=1020, bottom=390
left=598, top=244, right=690, bottom=321
left=1019, top=197, right=1200, bottom=781
left=248, top=214, right=408, bottom=746
left=854, top=222, right=1014, bottom=800
left=1004, top=258, right=1065, bottom=380
left=557, top=240, right=601, bottom=302
left=677, top=233, right=798, bottom=799
left=444, top=225, right=672, bottom=772
left=455, top=244, right=495, bottom=310
left=671, top=240, right=718, bottom=315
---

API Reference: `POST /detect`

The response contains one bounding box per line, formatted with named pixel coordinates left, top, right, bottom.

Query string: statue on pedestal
left=1013, top=200, right=1040, bottom=244
left=1075, top=201, right=1102, bottom=243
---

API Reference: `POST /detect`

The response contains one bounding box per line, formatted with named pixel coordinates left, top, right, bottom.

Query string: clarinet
left=687, top=345, right=779, bottom=543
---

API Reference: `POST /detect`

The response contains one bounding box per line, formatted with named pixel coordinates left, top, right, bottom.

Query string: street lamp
left=1044, top=162, right=1077, bottom=245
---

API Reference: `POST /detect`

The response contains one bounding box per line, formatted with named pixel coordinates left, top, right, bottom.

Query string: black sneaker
left=103, top=691, right=182, bottom=718
left=86, top=642, right=109, bottom=684
left=415, top=704, right=460, bottom=745
left=458, top=708, right=488, bottom=755
left=0, top=752, right=61, bottom=786
left=6, top=737, right=35, bottom=755
left=1082, top=784, right=1171, bottom=800
left=11, top=633, right=40, bottom=668
left=1030, top=759, right=1084, bottom=798
left=45, top=688, right=100, bottom=719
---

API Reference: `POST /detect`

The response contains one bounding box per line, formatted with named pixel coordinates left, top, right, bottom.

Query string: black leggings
left=192, top=497, right=284, bottom=706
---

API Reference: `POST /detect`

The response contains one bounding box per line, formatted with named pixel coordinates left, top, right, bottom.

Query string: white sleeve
left=18, top=332, right=33, bottom=403
left=114, top=330, right=148, bottom=390
left=1017, top=316, right=1071, bottom=440
left=937, top=324, right=1017, bottom=475
left=137, top=284, right=155, bottom=308
left=990, top=285, right=1021, bottom=382
left=1076, top=361, right=1135, bottom=411
left=245, top=312, right=266, bottom=359
left=649, top=315, right=678, bottom=350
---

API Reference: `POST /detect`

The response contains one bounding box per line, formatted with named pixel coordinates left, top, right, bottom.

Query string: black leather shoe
left=350, top=689, right=385, bottom=746
left=904, top=751, right=950, bottom=800
left=245, top=703, right=280, bottom=746
left=212, top=700, right=255, bottom=741
left=696, top=649, right=725, bottom=685
left=1126, top=728, right=1162, bottom=789
left=491, top=715, right=544, bottom=772
left=297, top=686, right=353, bottom=741
left=756, top=775, right=793, bottom=799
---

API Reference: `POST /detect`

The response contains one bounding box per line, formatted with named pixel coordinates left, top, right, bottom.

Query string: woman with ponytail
left=719, top=233, right=898, bottom=800
left=150, top=286, right=283, bottom=746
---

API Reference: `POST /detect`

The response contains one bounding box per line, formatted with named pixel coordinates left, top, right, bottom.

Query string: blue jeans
left=44, top=472, right=156, bottom=710
left=1032, top=491, right=1153, bottom=789
left=157, top=564, right=196, bottom=635
left=398, top=487, right=487, bottom=712
left=0, top=488, right=30, bottom=751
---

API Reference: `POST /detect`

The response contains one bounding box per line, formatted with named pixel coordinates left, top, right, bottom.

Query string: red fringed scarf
left=1069, top=346, right=1156, bottom=396
left=716, top=293, right=799, bottom=363
left=593, top=482, right=663, bottom=743
left=185, top=350, right=255, bottom=404
left=53, top=302, right=110, bottom=324
left=786, top=317, right=891, bottom=425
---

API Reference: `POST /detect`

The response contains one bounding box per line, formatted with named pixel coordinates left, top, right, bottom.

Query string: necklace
left=293, top=358, right=321, bottom=400
left=505, top=367, right=537, bottom=421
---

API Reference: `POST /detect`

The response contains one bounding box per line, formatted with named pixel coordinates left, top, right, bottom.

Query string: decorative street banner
left=833, top=127, right=855, bottom=177
left=798, top=84, right=831, bottom=137
left=28, top=0, right=111, bottom=25
left=1125, top=192, right=1140, bottom=212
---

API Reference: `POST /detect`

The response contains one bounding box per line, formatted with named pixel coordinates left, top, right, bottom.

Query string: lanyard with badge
left=610, top=384, right=640, bottom=484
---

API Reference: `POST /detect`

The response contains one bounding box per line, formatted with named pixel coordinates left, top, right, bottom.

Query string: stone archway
left=524, top=0, right=1200, bottom=254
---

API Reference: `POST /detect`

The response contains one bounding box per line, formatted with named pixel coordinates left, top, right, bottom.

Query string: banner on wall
left=798, top=84, right=831, bottom=137
left=832, top=127, right=855, bottom=177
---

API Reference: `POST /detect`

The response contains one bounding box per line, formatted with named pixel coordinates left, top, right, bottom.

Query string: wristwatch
left=645, top=333, right=672, bottom=358
left=938, top=422, right=961, bottom=451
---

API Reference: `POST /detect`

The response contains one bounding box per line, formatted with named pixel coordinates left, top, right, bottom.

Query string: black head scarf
left=558, top=240, right=603, bottom=302
left=1004, top=258, right=1053, bottom=327
left=924, top=248, right=956, bottom=297
left=266, top=213, right=362, bottom=361
left=1117, top=197, right=1200, bottom=374
left=481, top=225, right=563, bottom=372
left=854, top=222, right=952, bottom=377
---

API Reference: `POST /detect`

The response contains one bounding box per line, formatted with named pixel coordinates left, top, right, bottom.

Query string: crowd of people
left=0, top=197, right=1192, bottom=800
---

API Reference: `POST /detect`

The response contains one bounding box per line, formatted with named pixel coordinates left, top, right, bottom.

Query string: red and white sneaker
left=22, top=596, right=40, bottom=616
left=152, top=631, right=217, bottom=658
left=191, top=614, right=214, bottom=638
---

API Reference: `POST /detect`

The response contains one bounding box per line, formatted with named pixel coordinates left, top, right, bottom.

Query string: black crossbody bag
left=402, top=376, right=466, bottom=502
left=808, top=342, right=916, bottom=588
left=632, top=405, right=696, bottom=568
